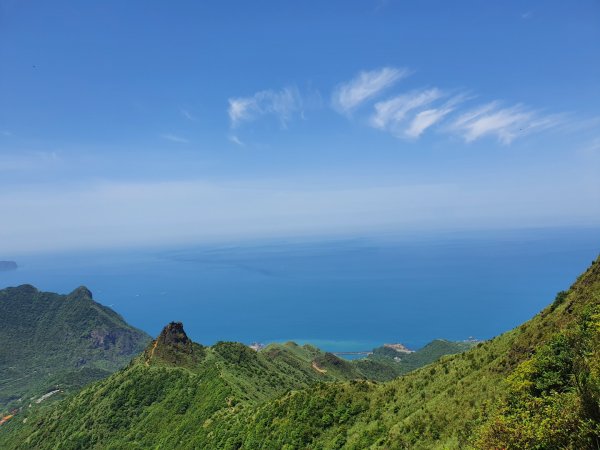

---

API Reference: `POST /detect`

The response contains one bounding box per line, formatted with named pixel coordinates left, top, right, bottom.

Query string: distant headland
left=0, top=261, right=18, bottom=272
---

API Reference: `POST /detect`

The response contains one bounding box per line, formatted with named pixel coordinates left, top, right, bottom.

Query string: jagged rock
left=145, top=322, right=203, bottom=367
left=156, top=322, right=190, bottom=347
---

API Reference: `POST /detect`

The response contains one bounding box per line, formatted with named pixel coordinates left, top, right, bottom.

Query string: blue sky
left=1, top=0, right=599, bottom=254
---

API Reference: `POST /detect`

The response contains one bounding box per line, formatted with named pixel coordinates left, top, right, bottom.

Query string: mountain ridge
left=0, top=284, right=151, bottom=411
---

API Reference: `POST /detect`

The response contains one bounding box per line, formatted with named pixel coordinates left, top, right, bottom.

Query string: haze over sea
left=2, top=227, right=597, bottom=352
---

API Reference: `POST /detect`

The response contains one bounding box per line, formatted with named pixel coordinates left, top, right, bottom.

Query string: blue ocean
left=1, top=227, right=598, bottom=352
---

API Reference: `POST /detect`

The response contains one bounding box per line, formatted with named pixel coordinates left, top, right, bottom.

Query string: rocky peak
left=144, top=322, right=200, bottom=367
left=156, top=322, right=190, bottom=347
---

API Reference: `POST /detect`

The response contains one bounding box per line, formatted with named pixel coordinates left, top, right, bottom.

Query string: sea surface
left=1, top=227, right=598, bottom=352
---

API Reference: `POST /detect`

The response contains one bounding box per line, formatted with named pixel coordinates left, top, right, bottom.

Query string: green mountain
left=355, top=339, right=476, bottom=381
left=0, top=284, right=151, bottom=411
left=1, top=256, right=598, bottom=449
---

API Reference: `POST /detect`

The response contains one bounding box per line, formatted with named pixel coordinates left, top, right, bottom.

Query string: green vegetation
left=473, top=304, right=600, bottom=448
left=0, top=284, right=150, bottom=412
left=355, top=339, right=476, bottom=381
left=0, top=323, right=367, bottom=449
left=1, top=256, right=598, bottom=449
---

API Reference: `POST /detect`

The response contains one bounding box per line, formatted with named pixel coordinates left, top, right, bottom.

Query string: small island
left=0, top=261, right=18, bottom=272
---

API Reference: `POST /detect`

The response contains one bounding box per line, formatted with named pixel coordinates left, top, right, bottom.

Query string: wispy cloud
left=548, top=115, right=600, bottom=134
left=404, top=106, right=453, bottom=139
left=447, top=102, right=559, bottom=144
left=0, top=151, right=59, bottom=172
left=0, top=130, right=12, bottom=137
left=228, top=87, right=302, bottom=128
left=580, top=137, right=600, bottom=157
left=180, top=109, right=198, bottom=122
left=228, top=135, right=245, bottom=146
left=328, top=65, right=576, bottom=144
left=370, top=88, right=443, bottom=134
left=332, top=67, right=410, bottom=114
left=226, top=68, right=575, bottom=146
left=404, top=94, right=468, bottom=139
left=374, top=0, right=390, bottom=13
left=160, top=133, right=189, bottom=144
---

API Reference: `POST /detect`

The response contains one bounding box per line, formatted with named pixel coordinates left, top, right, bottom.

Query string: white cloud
left=374, top=0, right=390, bottom=12
left=330, top=67, right=572, bottom=144
left=404, top=95, right=467, bottom=138
left=0, top=151, right=60, bottom=172
left=370, top=88, right=443, bottom=134
left=405, top=107, right=452, bottom=139
left=160, top=133, right=189, bottom=144
left=579, top=137, right=600, bottom=158
left=228, top=135, right=245, bottom=146
left=448, top=102, right=558, bottom=144
left=228, top=87, right=302, bottom=128
left=545, top=114, right=600, bottom=134
left=180, top=109, right=198, bottom=122
left=332, top=67, right=410, bottom=114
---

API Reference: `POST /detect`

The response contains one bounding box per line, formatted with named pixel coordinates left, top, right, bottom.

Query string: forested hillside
left=354, top=339, right=476, bottom=381
left=0, top=320, right=371, bottom=448
left=0, top=285, right=150, bottom=411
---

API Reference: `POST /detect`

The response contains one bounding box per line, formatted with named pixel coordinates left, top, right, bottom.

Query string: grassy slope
left=0, top=285, right=150, bottom=411
left=261, top=342, right=363, bottom=382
